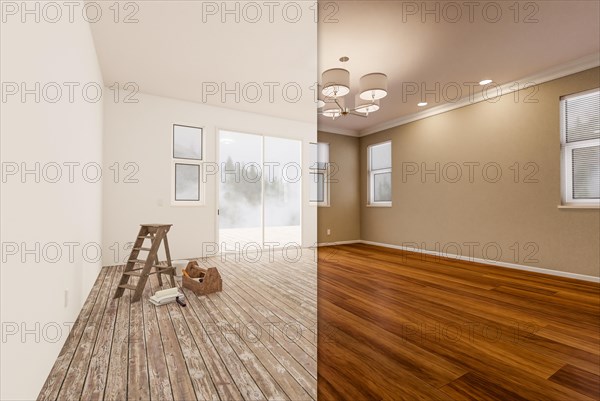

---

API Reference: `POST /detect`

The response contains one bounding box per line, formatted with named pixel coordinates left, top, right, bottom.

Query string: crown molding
left=317, top=124, right=360, bottom=137
left=357, top=53, right=600, bottom=137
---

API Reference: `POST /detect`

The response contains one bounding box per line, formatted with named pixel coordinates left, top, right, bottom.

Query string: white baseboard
left=317, top=240, right=362, bottom=247
left=358, top=240, right=600, bottom=283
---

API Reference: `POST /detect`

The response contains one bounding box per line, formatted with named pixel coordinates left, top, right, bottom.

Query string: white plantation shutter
left=561, top=89, right=600, bottom=204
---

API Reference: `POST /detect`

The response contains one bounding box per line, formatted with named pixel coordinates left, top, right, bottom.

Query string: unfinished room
left=1, top=1, right=599, bottom=401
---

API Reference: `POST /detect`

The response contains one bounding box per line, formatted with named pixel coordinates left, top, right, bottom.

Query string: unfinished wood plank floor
left=38, top=251, right=317, bottom=401
left=318, top=244, right=600, bottom=401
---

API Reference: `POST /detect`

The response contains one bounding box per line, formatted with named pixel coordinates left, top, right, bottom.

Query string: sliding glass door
left=264, top=136, right=302, bottom=246
left=219, top=130, right=302, bottom=250
left=218, top=131, right=262, bottom=250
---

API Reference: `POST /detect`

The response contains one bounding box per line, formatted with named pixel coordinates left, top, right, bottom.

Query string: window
left=172, top=124, right=203, bottom=204
left=309, top=142, right=330, bottom=206
left=561, top=89, right=600, bottom=206
left=368, top=141, right=392, bottom=206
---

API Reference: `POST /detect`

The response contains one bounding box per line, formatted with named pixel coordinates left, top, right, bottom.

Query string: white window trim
left=171, top=124, right=205, bottom=206
left=560, top=90, right=600, bottom=207
left=368, top=140, right=392, bottom=207
left=309, top=165, right=331, bottom=207
left=309, top=142, right=330, bottom=207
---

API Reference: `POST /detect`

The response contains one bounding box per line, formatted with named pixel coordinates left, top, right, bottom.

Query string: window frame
left=368, top=140, right=392, bottom=207
left=560, top=89, right=600, bottom=207
left=172, top=124, right=205, bottom=206
left=309, top=142, right=330, bottom=207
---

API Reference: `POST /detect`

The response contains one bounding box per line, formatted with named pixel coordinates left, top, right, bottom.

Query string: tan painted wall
left=358, top=68, right=600, bottom=277
left=317, top=131, right=361, bottom=243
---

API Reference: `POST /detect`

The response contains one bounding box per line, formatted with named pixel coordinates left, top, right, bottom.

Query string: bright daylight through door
left=219, top=130, right=302, bottom=251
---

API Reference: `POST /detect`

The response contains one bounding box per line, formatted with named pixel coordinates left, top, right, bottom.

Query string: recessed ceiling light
left=479, top=79, right=493, bottom=85
left=418, top=102, right=428, bottom=107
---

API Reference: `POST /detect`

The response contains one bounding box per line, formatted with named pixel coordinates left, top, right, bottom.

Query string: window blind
left=564, top=90, right=600, bottom=143
left=370, top=142, right=392, bottom=171
left=572, top=145, right=600, bottom=199
left=561, top=88, right=600, bottom=204
left=310, top=142, right=329, bottom=170
left=368, top=141, right=392, bottom=205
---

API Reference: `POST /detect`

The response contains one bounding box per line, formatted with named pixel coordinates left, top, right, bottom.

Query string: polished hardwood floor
left=38, top=252, right=316, bottom=401
left=318, top=244, right=600, bottom=401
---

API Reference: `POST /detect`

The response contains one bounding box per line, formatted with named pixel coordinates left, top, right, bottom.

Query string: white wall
left=0, top=7, right=103, bottom=401
left=103, top=92, right=317, bottom=265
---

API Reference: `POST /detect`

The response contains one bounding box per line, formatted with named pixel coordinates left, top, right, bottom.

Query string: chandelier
left=317, top=65, right=388, bottom=119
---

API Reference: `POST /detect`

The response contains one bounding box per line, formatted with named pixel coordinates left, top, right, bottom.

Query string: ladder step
left=123, top=269, right=144, bottom=276
left=154, top=267, right=175, bottom=274
left=118, top=284, right=137, bottom=291
left=124, top=267, right=173, bottom=277
left=115, top=225, right=174, bottom=302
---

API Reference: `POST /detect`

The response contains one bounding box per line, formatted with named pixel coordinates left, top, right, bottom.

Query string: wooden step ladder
left=114, top=224, right=176, bottom=302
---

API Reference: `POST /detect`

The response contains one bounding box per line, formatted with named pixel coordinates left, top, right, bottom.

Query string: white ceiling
left=89, top=1, right=599, bottom=134
left=318, top=0, right=600, bottom=135
left=89, top=1, right=317, bottom=123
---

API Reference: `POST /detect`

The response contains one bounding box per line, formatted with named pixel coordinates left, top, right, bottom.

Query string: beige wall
left=317, top=131, right=361, bottom=243
left=358, top=67, right=600, bottom=277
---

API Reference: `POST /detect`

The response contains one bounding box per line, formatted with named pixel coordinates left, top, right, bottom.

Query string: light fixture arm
left=319, top=67, right=387, bottom=120
left=317, top=97, right=370, bottom=118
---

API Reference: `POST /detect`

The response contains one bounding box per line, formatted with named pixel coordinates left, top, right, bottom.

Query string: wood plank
left=217, top=265, right=317, bottom=347
left=318, top=327, right=451, bottom=401
left=441, top=372, right=530, bottom=401
left=39, top=248, right=318, bottom=401
left=147, top=276, right=196, bottom=401
left=80, top=266, right=122, bottom=399
left=205, top=292, right=314, bottom=400
left=127, top=278, right=150, bottom=401
left=224, top=259, right=317, bottom=317
left=39, top=243, right=600, bottom=401
left=165, top=299, right=220, bottom=401
left=318, top=293, right=467, bottom=388
left=318, top=244, right=600, bottom=401
left=37, top=266, right=109, bottom=401
left=185, top=292, right=269, bottom=401
left=549, top=364, right=600, bottom=400
left=216, top=287, right=317, bottom=385
left=204, top=256, right=317, bottom=346
left=141, top=276, right=173, bottom=401
left=197, top=295, right=290, bottom=400
left=56, top=265, right=119, bottom=400
left=104, top=286, right=130, bottom=401
left=178, top=287, right=245, bottom=401
left=222, top=278, right=317, bottom=353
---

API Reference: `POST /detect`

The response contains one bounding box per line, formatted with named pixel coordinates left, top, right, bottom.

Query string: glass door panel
left=264, top=137, right=302, bottom=246
left=219, top=131, right=263, bottom=251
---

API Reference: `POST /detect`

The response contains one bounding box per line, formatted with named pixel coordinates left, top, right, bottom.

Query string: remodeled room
left=1, top=1, right=599, bottom=401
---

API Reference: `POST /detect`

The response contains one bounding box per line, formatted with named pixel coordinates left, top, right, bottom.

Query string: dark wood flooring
left=317, top=244, right=600, bottom=401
